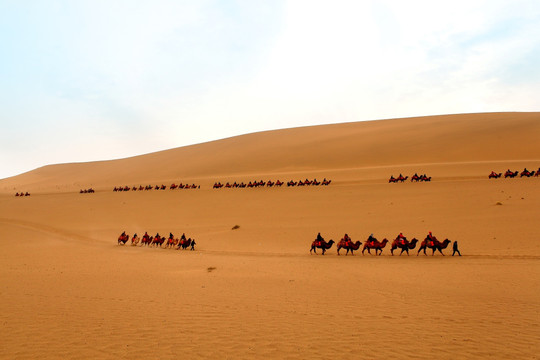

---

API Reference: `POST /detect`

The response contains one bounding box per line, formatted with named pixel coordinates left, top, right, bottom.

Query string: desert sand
left=0, top=112, right=539, bottom=359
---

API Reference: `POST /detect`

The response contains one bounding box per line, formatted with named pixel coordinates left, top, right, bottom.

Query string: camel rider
left=181, top=233, right=187, bottom=241
left=367, top=233, right=376, bottom=245
left=427, top=232, right=435, bottom=247
left=396, top=232, right=406, bottom=245
left=316, top=232, right=324, bottom=246
left=343, top=233, right=352, bottom=246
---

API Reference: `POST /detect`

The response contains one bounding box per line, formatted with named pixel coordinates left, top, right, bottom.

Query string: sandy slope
left=0, top=112, right=539, bottom=359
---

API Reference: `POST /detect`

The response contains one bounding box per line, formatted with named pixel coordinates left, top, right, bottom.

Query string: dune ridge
left=2, top=112, right=539, bottom=192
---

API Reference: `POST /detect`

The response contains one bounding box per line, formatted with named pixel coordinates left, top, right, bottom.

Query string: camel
left=504, top=170, right=518, bottom=178
left=151, top=235, right=165, bottom=247
left=362, top=238, right=389, bottom=255
left=489, top=172, right=502, bottom=179
left=131, top=234, right=140, bottom=246
left=417, top=237, right=451, bottom=256
left=321, top=179, right=331, bottom=186
left=337, top=239, right=362, bottom=255
left=310, top=239, right=335, bottom=255
left=520, top=169, right=535, bottom=177
left=141, top=235, right=153, bottom=246
left=276, top=180, right=284, bottom=186
left=397, top=175, right=408, bottom=182
left=287, top=180, right=297, bottom=186
left=390, top=238, right=419, bottom=256
left=118, top=232, right=129, bottom=245
left=178, top=238, right=196, bottom=250
left=165, top=236, right=177, bottom=248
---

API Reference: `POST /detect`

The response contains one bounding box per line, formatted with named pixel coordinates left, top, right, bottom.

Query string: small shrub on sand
left=232, top=225, right=240, bottom=230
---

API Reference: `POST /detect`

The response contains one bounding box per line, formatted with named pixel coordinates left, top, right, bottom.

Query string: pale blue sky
left=1, top=0, right=539, bottom=179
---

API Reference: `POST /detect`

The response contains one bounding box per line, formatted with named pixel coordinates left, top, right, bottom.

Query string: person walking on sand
left=452, top=241, right=461, bottom=256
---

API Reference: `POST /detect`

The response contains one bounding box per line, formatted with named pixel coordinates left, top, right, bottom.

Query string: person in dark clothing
left=452, top=241, right=461, bottom=256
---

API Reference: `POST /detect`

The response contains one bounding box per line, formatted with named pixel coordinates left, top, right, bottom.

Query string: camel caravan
left=213, top=178, right=331, bottom=189
left=389, top=173, right=431, bottom=183
left=311, top=232, right=460, bottom=256
left=113, top=183, right=200, bottom=192
left=14, top=192, right=31, bottom=197
left=489, top=167, right=539, bottom=179
left=117, top=231, right=196, bottom=250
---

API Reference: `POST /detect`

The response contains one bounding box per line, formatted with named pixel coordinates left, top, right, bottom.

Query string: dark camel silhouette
left=310, top=239, right=335, bottom=255
left=117, top=232, right=129, bottom=245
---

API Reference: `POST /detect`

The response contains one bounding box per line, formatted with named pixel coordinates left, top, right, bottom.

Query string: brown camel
left=391, top=238, right=419, bottom=256
left=117, top=232, right=129, bottom=245
left=131, top=234, right=140, bottom=246
left=337, top=240, right=362, bottom=255
left=310, top=239, right=335, bottom=255
left=362, top=238, right=389, bottom=255
left=417, top=237, right=451, bottom=256
left=151, top=235, right=165, bottom=247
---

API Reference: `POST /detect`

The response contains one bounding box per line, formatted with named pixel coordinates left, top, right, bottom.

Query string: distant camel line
left=489, top=167, right=539, bottom=179
left=213, top=178, right=331, bottom=189
left=14, top=192, right=31, bottom=197
left=117, top=231, right=196, bottom=250
left=389, top=173, right=431, bottom=183
left=311, top=233, right=460, bottom=256
left=114, top=183, right=200, bottom=192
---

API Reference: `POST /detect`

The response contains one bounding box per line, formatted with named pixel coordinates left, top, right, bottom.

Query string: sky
left=1, top=0, right=540, bottom=179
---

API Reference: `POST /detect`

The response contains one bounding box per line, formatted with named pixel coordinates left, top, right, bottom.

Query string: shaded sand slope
left=1, top=112, right=539, bottom=192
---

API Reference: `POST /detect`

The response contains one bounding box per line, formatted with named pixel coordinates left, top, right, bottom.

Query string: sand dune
left=2, top=112, right=539, bottom=192
left=1, top=112, right=539, bottom=359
